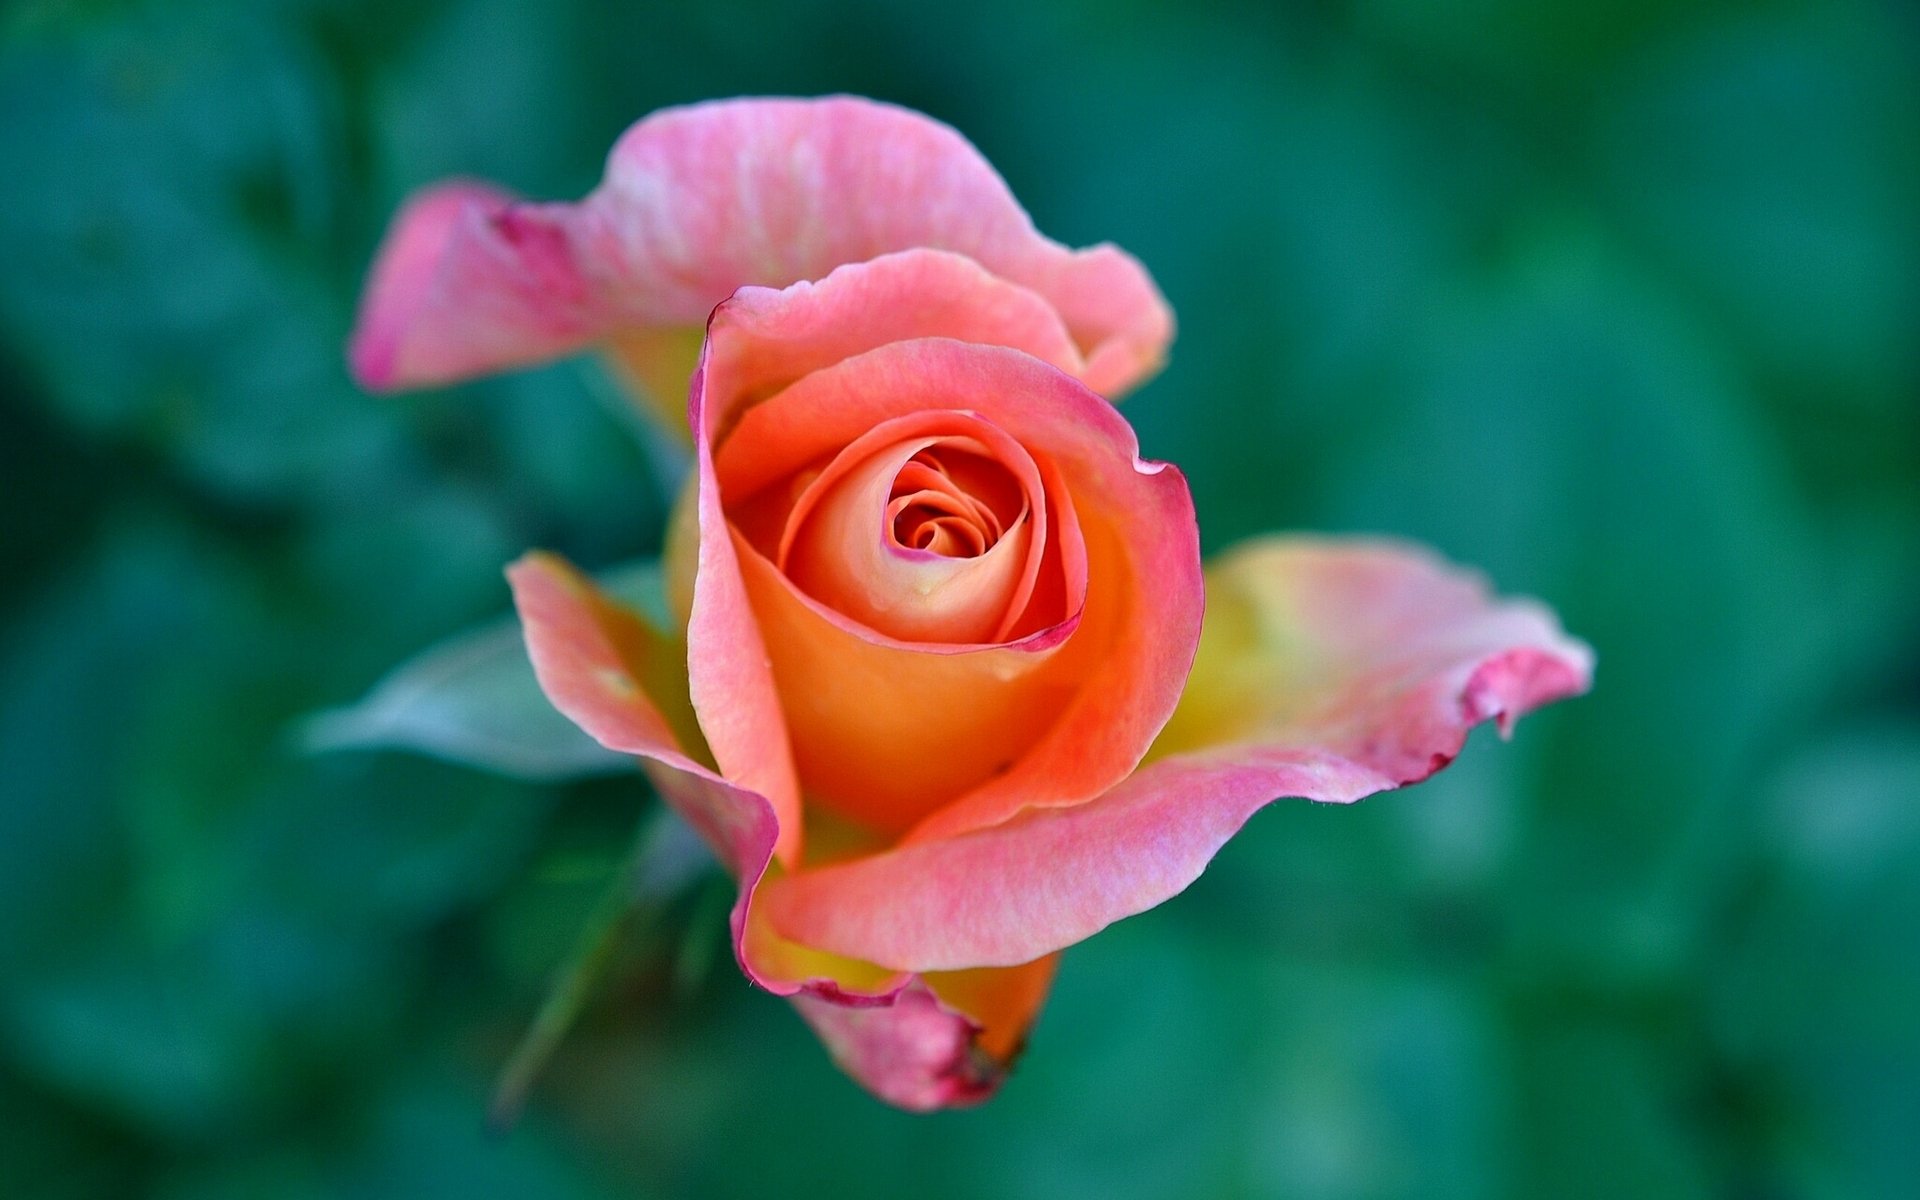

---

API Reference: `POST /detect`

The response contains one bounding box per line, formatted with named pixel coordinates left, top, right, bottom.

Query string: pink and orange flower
left=350, top=96, right=1592, bottom=1110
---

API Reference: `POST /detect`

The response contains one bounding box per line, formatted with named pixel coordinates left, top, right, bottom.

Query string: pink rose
left=351, top=96, right=1592, bottom=1110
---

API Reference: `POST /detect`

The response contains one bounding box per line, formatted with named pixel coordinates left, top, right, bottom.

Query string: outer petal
left=507, top=552, right=1051, bottom=1106
left=510, top=552, right=832, bottom=987
left=793, top=955, right=1058, bottom=1111
left=701, top=248, right=1088, bottom=460
left=349, top=97, right=1172, bottom=397
left=761, top=537, right=1593, bottom=971
left=506, top=552, right=775, bottom=889
left=348, top=180, right=574, bottom=390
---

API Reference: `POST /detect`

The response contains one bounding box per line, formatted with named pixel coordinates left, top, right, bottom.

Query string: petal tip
left=1469, top=641, right=1594, bottom=740
left=790, top=985, right=1009, bottom=1112
left=346, top=325, right=400, bottom=393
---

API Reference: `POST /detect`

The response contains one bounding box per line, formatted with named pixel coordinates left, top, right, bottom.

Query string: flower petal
left=760, top=537, right=1593, bottom=971
left=508, top=552, right=898, bottom=978
left=734, top=526, right=1081, bottom=835
left=791, top=955, right=1058, bottom=1111
left=703, top=248, right=1089, bottom=469
left=508, top=551, right=1050, bottom=1107
left=506, top=552, right=758, bottom=869
left=348, top=180, right=589, bottom=390
left=506, top=552, right=822, bottom=979
left=350, top=97, right=1172, bottom=398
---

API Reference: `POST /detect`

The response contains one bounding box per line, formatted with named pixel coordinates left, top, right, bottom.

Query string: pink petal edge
left=348, top=97, right=1173, bottom=397
left=791, top=983, right=998, bottom=1112
left=760, top=537, right=1594, bottom=971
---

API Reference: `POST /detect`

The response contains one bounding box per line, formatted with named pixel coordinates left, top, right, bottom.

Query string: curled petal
left=508, top=552, right=1054, bottom=1106
left=350, top=98, right=1172, bottom=397
left=348, top=180, right=588, bottom=390
left=703, top=248, right=1089, bottom=461
left=506, top=552, right=770, bottom=880
left=792, top=955, right=1058, bottom=1111
left=507, top=552, right=836, bottom=988
left=760, top=537, right=1593, bottom=971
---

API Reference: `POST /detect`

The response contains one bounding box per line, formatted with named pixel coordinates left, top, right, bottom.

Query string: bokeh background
left=4, top=0, right=1918, bottom=1195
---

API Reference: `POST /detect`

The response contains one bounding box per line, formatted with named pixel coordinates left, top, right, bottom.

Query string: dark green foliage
left=2, top=0, right=1916, bottom=1195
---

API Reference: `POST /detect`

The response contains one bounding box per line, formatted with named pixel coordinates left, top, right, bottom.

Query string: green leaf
left=300, top=561, right=668, bottom=783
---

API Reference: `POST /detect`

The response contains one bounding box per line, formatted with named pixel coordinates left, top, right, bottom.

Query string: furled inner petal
left=773, top=412, right=1049, bottom=645
left=704, top=336, right=1192, bottom=842
left=888, top=449, right=1011, bottom=556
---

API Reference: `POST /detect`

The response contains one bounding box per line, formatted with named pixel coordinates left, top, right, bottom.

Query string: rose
left=351, top=97, right=1593, bottom=1110
left=351, top=96, right=1190, bottom=1104
left=510, top=246, right=1202, bottom=1107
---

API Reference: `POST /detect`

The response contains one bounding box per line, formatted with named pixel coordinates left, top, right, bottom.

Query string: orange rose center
left=707, top=364, right=1106, bottom=839
left=886, top=445, right=1023, bottom=559
left=755, top=412, right=1062, bottom=647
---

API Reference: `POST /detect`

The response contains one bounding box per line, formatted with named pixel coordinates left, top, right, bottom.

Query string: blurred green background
left=4, top=0, right=1918, bottom=1195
